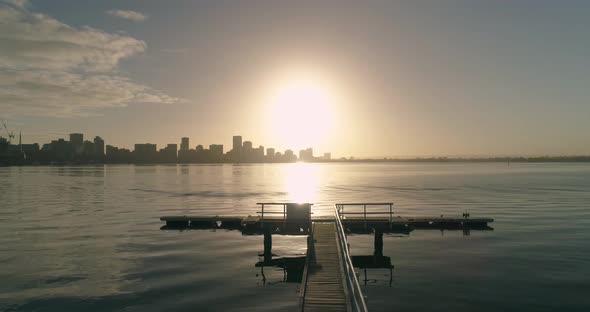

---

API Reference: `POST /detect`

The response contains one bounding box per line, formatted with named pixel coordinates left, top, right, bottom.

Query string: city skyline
left=0, top=131, right=334, bottom=164
left=2, top=128, right=588, bottom=166
left=2, top=1, right=590, bottom=157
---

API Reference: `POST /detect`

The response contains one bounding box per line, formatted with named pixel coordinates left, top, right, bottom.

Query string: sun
left=266, top=74, right=336, bottom=150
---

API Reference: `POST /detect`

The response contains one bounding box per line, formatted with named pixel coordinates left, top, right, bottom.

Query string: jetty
left=160, top=203, right=493, bottom=311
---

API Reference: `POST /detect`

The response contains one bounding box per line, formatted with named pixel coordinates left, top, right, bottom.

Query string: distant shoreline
left=2, top=156, right=590, bottom=166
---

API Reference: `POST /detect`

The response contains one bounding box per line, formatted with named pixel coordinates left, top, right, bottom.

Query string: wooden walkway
left=301, top=222, right=349, bottom=312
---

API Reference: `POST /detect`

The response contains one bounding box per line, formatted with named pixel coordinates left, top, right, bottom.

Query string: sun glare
left=266, top=74, right=336, bottom=150
left=285, top=162, right=320, bottom=203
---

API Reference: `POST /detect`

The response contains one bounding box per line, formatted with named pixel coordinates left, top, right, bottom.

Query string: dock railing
left=256, top=202, right=313, bottom=227
left=334, top=205, right=369, bottom=312
left=336, top=202, right=394, bottom=230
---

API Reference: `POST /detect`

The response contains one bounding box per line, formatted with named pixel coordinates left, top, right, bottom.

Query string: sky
left=0, top=0, right=589, bottom=158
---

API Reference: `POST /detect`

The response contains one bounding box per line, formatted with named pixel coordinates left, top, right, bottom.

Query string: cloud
left=106, top=10, right=148, bottom=22
left=0, top=70, right=179, bottom=117
left=0, top=5, right=180, bottom=117
left=0, top=7, right=146, bottom=72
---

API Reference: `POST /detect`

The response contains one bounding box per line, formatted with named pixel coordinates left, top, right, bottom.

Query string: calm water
left=1, top=163, right=589, bottom=311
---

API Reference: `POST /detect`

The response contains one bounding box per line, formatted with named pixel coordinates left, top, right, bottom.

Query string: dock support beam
left=263, top=231, right=272, bottom=263
left=374, top=229, right=383, bottom=257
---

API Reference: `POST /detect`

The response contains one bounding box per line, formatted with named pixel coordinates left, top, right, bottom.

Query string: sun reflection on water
left=284, top=162, right=320, bottom=204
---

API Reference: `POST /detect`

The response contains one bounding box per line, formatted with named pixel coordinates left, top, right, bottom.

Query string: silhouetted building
left=323, top=152, right=331, bottom=161
left=106, top=145, right=117, bottom=161
left=159, top=144, right=177, bottom=163
left=209, top=144, right=223, bottom=156
left=232, top=135, right=242, bottom=162
left=83, top=140, right=95, bottom=159
left=70, top=133, right=83, bottom=157
left=181, top=137, right=189, bottom=151
left=106, top=145, right=132, bottom=163
left=299, top=148, right=314, bottom=162
left=284, top=149, right=296, bottom=162
left=266, top=148, right=275, bottom=161
left=43, top=139, right=71, bottom=162
left=70, top=133, right=83, bottom=145
left=241, top=141, right=253, bottom=161
left=21, top=143, right=39, bottom=160
left=94, top=136, right=104, bottom=160
left=134, top=143, right=157, bottom=163
left=257, top=145, right=265, bottom=161
left=233, top=135, right=242, bottom=151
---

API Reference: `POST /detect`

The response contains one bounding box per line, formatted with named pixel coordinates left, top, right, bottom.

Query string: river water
left=1, top=163, right=589, bottom=311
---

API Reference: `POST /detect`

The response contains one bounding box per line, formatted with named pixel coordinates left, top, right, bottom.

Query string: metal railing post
left=261, top=203, right=264, bottom=229
left=389, top=203, right=393, bottom=230
left=363, top=204, right=367, bottom=231
left=283, top=204, right=287, bottom=230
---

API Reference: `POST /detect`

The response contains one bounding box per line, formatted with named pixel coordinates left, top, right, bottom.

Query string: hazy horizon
left=1, top=0, right=589, bottom=157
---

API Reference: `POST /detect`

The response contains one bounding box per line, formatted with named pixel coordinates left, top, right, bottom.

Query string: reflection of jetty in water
left=161, top=203, right=493, bottom=311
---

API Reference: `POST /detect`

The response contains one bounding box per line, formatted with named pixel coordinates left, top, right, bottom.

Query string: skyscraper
left=93, top=136, right=104, bottom=160
left=69, top=133, right=83, bottom=145
left=232, top=135, right=242, bottom=152
left=180, top=137, right=189, bottom=151
left=69, top=133, right=83, bottom=157
left=266, top=148, right=275, bottom=161
left=232, top=135, right=242, bottom=162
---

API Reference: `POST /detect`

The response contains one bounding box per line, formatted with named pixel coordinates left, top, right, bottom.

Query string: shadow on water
left=159, top=222, right=401, bottom=285
left=256, top=256, right=306, bottom=284
left=158, top=215, right=496, bottom=311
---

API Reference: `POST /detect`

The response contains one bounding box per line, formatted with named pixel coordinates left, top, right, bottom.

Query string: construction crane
left=1, top=119, right=15, bottom=143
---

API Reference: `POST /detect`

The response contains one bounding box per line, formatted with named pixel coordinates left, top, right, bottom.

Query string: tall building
left=232, top=135, right=242, bottom=152
left=94, top=136, right=104, bottom=159
left=180, top=137, right=189, bottom=151
left=232, top=135, right=243, bottom=162
left=69, top=133, right=83, bottom=145
left=266, top=148, right=275, bottom=161
left=70, top=133, right=83, bottom=157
